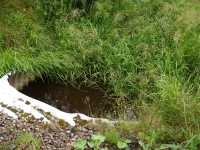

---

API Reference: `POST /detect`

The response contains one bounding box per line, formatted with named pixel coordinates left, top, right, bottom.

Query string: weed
left=74, top=139, right=87, bottom=150
left=15, top=132, right=41, bottom=150
left=74, top=133, right=131, bottom=150
left=0, top=132, right=41, bottom=150
left=104, top=128, right=121, bottom=145
left=88, top=134, right=106, bottom=150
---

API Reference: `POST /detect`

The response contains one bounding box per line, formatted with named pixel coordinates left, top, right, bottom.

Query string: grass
left=0, top=132, right=41, bottom=150
left=0, top=0, right=200, bottom=148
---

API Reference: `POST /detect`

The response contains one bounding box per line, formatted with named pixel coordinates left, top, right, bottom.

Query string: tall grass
left=0, top=0, right=199, bottom=147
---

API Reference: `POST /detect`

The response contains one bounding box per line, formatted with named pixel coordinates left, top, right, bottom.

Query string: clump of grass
left=136, top=76, right=200, bottom=148
left=156, top=76, right=200, bottom=141
left=0, top=132, right=41, bottom=150
left=15, top=132, right=41, bottom=150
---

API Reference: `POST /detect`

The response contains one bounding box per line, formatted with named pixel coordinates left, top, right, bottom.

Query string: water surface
left=18, top=78, right=113, bottom=117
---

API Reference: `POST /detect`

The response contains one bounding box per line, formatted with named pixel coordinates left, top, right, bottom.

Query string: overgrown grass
left=0, top=0, right=199, bottom=148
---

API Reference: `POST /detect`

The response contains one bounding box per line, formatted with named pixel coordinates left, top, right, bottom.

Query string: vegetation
left=15, top=132, right=41, bottom=150
left=0, top=0, right=200, bottom=149
left=74, top=133, right=131, bottom=150
left=0, top=132, right=41, bottom=150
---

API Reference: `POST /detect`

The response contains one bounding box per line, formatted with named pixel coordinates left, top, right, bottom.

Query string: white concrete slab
left=0, top=73, right=93, bottom=126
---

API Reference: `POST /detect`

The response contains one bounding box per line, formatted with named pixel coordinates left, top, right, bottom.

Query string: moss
left=73, top=115, right=89, bottom=126
left=58, top=119, right=70, bottom=128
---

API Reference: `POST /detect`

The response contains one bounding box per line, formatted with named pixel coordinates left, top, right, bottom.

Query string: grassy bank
left=0, top=0, right=200, bottom=148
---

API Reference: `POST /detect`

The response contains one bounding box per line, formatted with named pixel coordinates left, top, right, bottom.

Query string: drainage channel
left=8, top=73, right=114, bottom=118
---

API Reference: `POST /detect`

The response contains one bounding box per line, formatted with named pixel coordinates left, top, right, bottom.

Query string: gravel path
left=0, top=113, right=94, bottom=150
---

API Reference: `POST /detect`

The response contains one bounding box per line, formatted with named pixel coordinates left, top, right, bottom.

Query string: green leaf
left=88, top=134, right=106, bottom=150
left=91, top=134, right=106, bottom=143
left=138, top=141, right=150, bottom=150
left=74, top=139, right=87, bottom=150
left=88, top=141, right=95, bottom=148
left=117, top=140, right=129, bottom=149
left=124, top=139, right=131, bottom=144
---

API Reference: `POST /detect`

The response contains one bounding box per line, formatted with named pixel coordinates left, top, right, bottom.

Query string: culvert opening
left=8, top=73, right=114, bottom=118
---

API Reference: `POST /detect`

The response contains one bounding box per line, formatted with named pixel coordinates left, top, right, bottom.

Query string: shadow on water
left=9, top=73, right=114, bottom=118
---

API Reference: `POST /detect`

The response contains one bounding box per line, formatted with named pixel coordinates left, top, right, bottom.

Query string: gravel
left=0, top=112, right=94, bottom=150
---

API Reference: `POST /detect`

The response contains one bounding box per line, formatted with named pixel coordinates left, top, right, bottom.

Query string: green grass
left=0, top=132, right=41, bottom=150
left=0, top=0, right=200, bottom=148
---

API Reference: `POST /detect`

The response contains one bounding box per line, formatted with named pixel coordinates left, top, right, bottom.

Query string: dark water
left=17, top=78, right=113, bottom=117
